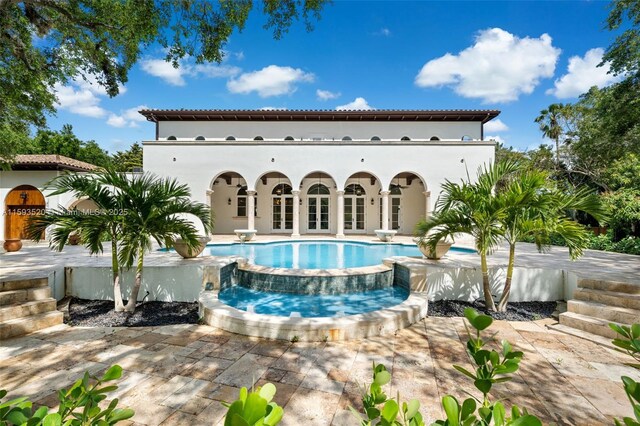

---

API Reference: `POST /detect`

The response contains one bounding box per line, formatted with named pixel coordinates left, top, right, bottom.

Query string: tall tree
left=112, top=142, right=143, bottom=172
left=534, top=103, right=573, bottom=168
left=602, top=0, right=640, bottom=80
left=0, top=0, right=328, bottom=166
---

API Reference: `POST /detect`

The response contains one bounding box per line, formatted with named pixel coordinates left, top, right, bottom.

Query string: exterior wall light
left=271, top=158, right=275, bottom=162
left=370, top=197, right=375, bottom=205
left=227, top=198, right=232, bottom=205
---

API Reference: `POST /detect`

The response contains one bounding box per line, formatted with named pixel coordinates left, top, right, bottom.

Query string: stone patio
left=1, top=317, right=636, bottom=425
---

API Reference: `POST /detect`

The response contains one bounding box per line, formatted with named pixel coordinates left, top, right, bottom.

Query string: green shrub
left=610, top=323, right=640, bottom=426
left=222, top=383, right=284, bottom=426
left=0, top=365, right=134, bottom=425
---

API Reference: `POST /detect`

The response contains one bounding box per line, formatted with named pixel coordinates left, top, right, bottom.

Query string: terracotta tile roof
left=11, top=155, right=98, bottom=172
left=139, top=109, right=500, bottom=123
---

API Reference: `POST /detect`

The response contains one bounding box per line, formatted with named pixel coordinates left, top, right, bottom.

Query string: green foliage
left=350, top=362, right=425, bottom=426
left=610, top=323, right=640, bottom=426
left=0, top=0, right=328, bottom=160
left=0, top=365, right=133, bottom=425
left=27, top=167, right=213, bottom=312
left=602, top=0, right=640, bottom=79
left=222, top=383, right=284, bottom=426
left=111, top=143, right=143, bottom=172
left=432, top=308, right=542, bottom=426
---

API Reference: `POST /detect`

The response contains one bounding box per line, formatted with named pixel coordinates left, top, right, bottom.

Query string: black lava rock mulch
left=428, top=299, right=557, bottom=321
left=67, top=297, right=199, bottom=327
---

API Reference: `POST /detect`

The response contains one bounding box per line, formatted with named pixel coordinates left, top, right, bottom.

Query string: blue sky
left=48, top=0, right=621, bottom=153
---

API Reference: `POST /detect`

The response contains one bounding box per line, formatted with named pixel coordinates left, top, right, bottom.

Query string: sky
left=47, top=0, right=623, bottom=154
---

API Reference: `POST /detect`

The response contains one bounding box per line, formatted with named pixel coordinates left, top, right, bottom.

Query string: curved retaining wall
left=234, top=263, right=394, bottom=295
left=199, top=291, right=429, bottom=342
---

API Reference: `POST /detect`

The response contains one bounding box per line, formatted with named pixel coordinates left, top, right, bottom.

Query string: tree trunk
left=124, top=248, right=144, bottom=312
left=111, top=239, right=125, bottom=312
left=497, top=243, right=516, bottom=312
left=481, top=252, right=496, bottom=311
left=555, top=137, right=560, bottom=167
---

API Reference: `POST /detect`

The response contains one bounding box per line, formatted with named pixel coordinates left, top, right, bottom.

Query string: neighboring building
left=141, top=109, right=499, bottom=236
left=1, top=155, right=98, bottom=242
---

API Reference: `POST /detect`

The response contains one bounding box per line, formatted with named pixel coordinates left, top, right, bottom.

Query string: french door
left=308, top=196, right=330, bottom=232
left=379, top=196, right=402, bottom=230
left=344, top=196, right=365, bottom=232
left=272, top=195, right=293, bottom=231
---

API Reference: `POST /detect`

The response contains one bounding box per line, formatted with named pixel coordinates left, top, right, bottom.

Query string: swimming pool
left=218, top=285, right=409, bottom=318
left=204, top=240, right=472, bottom=269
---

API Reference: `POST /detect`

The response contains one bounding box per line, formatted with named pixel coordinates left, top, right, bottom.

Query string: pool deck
left=1, top=316, right=636, bottom=425
left=2, top=234, right=639, bottom=285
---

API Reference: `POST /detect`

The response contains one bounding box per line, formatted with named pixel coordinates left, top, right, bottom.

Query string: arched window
left=195, top=135, right=205, bottom=141
left=388, top=185, right=402, bottom=195
left=342, top=136, right=352, bottom=141
left=401, top=136, right=411, bottom=141
left=225, top=136, right=236, bottom=141
left=461, top=135, right=473, bottom=141
left=254, top=136, right=264, bottom=141
left=307, top=184, right=330, bottom=195
left=167, top=136, right=177, bottom=140
left=430, top=136, right=440, bottom=141
left=236, top=187, right=257, bottom=217
left=272, top=183, right=292, bottom=196
left=371, top=136, right=381, bottom=141
left=345, top=184, right=365, bottom=196
left=284, top=136, right=295, bottom=141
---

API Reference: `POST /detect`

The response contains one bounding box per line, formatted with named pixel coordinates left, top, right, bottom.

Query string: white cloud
left=260, top=107, right=288, bottom=111
left=140, top=57, right=240, bottom=86
left=380, top=28, right=391, bottom=37
left=107, top=104, right=150, bottom=128
left=415, top=28, right=561, bottom=103
left=227, top=65, right=314, bottom=97
left=54, top=83, right=107, bottom=118
left=140, top=59, right=187, bottom=86
left=485, top=135, right=505, bottom=144
left=484, top=118, right=509, bottom=133
left=336, top=97, right=374, bottom=110
left=546, top=48, right=622, bottom=98
left=316, top=89, right=341, bottom=101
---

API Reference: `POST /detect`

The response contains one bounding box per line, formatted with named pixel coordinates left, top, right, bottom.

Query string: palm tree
left=495, top=169, right=608, bottom=311
left=116, top=172, right=211, bottom=312
left=535, top=103, right=566, bottom=168
left=28, top=168, right=212, bottom=312
left=415, top=161, right=519, bottom=311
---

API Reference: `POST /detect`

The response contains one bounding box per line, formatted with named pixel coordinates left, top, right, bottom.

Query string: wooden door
left=4, top=185, right=45, bottom=240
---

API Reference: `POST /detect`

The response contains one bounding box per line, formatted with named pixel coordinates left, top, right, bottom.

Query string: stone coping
left=199, top=290, right=429, bottom=341
left=236, top=260, right=392, bottom=277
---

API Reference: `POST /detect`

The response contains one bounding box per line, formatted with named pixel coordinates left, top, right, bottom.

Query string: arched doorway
left=272, top=183, right=293, bottom=232
left=4, top=185, right=45, bottom=240
left=307, top=183, right=330, bottom=233
left=344, top=183, right=366, bottom=232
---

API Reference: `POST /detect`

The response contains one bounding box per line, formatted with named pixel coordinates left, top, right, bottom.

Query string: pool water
left=218, top=285, right=410, bottom=318
left=204, top=240, right=471, bottom=269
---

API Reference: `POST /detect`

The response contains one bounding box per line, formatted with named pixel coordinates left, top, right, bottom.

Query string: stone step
left=577, top=278, right=640, bottom=294
left=568, top=299, right=640, bottom=325
left=0, top=277, right=48, bottom=292
left=0, top=299, right=58, bottom=322
left=0, top=287, right=51, bottom=306
left=559, top=311, right=623, bottom=339
left=546, top=323, right=616, bottom=350
left=0, top=311, right=64, bottom=340
left=574, top=288, right=640, bottom=310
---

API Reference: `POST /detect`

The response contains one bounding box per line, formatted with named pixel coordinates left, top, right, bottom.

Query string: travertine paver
left=0, top=318, right=635, bottom=425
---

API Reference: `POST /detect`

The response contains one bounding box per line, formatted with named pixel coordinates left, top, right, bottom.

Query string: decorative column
left=380, top=190, right=390, bottom=231
left=292, top=190, right=300, bottom=237
left=423, top=191, right=431, bottom=220
left=336, top=190, right=345, bottom=238
left=247, top=190, right=256, bottom=230
left=206, top=189, right=214, bottom=236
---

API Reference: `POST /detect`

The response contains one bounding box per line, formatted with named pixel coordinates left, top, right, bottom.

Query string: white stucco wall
left=0, top=170, right=82, bottom=241
left=158, top=121, right=483, bottom=141
left=143, top=140, right=495, bottom=235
